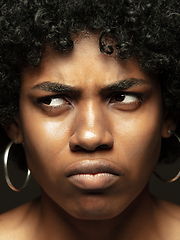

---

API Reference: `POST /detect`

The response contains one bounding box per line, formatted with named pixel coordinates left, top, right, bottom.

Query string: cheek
left=20, top=112, right=72, bottom=182
left=112, top=103, right=163, bottom=180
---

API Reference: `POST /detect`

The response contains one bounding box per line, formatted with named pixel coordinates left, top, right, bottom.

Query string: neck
left=37, top=185, right=156, bottom=240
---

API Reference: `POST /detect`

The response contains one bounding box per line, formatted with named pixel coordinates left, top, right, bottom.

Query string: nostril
left=71, top=143, right=112, bottom=152
left=71, top=144, right=97, bottom=152
left=72, top=145, right=85, bottom=152
left=98, top=144, right=112, bottom=150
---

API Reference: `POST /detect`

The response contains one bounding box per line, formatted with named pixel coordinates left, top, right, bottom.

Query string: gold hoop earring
left=3, top=140, right=31, bottom=192
left=153, top=170, right=180, bottom=183
left=154, top=130, right=180, bottom=183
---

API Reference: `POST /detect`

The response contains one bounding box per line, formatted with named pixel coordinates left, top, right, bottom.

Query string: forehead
left=21, top=35, right=157, bottom=90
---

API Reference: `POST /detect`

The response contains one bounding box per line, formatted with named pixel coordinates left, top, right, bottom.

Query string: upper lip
left=65, top=159, right=122, bottom=177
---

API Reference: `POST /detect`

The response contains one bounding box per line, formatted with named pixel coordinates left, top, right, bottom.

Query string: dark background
left=1, top=123, right=180, bottom=214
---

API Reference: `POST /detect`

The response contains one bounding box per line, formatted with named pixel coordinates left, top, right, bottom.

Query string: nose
left=69, top=101, right=114, bottom=152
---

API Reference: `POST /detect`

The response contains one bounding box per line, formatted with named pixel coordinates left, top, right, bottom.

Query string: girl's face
left=17, top=35, right=167, bottom=220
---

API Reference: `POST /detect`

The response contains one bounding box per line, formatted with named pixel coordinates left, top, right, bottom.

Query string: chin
left=68, top=196, right=121, bottom=220
left=73, top=209, right=119, bottom=220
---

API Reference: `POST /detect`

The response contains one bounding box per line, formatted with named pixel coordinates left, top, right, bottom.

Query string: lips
left=65, top=159, right=122, bottom=190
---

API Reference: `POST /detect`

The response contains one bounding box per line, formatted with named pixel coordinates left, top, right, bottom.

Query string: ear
left=3, top=117, right=23, bottom=143
left=161, top=108, right=179, bottom=138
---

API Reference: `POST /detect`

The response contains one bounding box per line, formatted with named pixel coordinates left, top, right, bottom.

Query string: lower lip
left=68, top=173, right=119, bottom=190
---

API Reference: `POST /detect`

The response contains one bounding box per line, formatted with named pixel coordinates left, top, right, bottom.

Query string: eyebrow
left=100, top=78, right=150, bottom=94
left=31, top=78, right=150, bottom=94
left=31, top=81, right=80, bottom=94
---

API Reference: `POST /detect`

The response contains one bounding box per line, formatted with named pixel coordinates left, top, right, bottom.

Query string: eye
left=36, top=95, right=71, bottom=114
left=110, top=92, right=143, bottom=110
left=114, top=94, right=138, bottom=103
left=43, top=97, right=65, bottom=106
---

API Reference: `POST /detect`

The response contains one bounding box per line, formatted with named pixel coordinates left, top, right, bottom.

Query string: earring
left=4, top=139, right=31, bottom=191
left=154, top=130, right=180, bottom=183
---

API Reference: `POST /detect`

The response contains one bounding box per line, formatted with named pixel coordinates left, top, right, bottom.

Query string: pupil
left=114, top=95, right=125, bottom=101
left=43, top=98, right=52, bottom=105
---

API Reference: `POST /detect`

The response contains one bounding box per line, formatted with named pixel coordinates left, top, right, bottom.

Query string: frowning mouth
left=65, top=159, right=122, bottom=190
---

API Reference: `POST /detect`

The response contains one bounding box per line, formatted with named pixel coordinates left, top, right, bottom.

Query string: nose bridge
left=82, top=100, right=99, bottom=129
left=69, top=99, right=113, bottom=151
left=77, top=99, right=105, bottom=138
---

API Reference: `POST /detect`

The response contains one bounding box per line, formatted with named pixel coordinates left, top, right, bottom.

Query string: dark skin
left=0, top=34, right=180, bottom=240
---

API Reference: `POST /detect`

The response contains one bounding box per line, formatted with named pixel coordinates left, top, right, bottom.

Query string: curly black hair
left=1, top=0, right=180, bottom=167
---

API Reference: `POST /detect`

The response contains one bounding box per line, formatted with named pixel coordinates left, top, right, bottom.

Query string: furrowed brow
left=31, top=81, right=81, bottom=94
left=100, top=78, right=150, bottom=93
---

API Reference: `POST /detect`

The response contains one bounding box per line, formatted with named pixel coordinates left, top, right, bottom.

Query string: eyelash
left=110, top=92, right=144, bottom=110
left=36, top=94, right=70, bottom=112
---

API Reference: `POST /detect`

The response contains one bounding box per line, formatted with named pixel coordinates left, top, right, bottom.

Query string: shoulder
left=153, top=197, right=180, bottom=239
left=0, top=198, right=40, bottom=240
left=154, top=197, right=180, bottom=221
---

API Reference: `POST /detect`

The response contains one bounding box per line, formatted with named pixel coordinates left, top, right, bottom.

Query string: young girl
left=1, top=0, right=180, bottom=239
